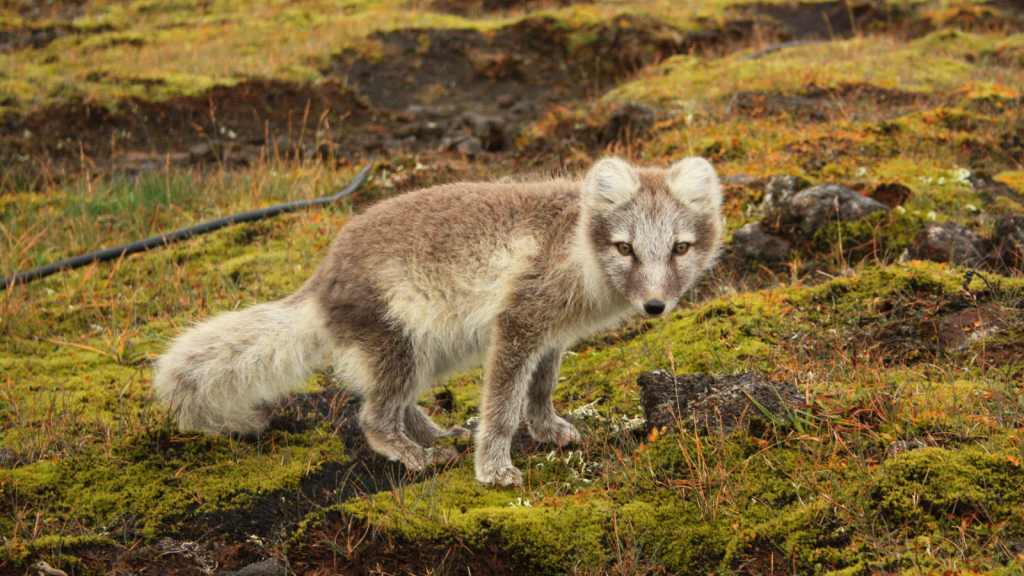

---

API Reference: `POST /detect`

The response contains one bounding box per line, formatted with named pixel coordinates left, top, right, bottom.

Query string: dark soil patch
left=753, top=1, right=905, bottom=41
left=0, top=15, right=759, bottom=186
left=293, top=525, right=518, bottom=576
left=325, top=15, right=751, bottom=154
left=1, top=79, right=380, bottom=185
left=431, top=0, right=583, bottom=17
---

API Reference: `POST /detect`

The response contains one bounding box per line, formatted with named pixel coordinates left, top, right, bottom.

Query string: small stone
left=188, top=142, right=214, bottom=160
left=461, top=113, right=507, bottom=151
left=730, top=222, right=791, bottom=262
left=904, top=221, right=986, bottom=266
left=764, top=183, right=889, bottom=235
left=457, top=136, right=483, bottom=156
left=219, top=558, right=287, bottom=576
left=496, top=95, right=516, bottom=108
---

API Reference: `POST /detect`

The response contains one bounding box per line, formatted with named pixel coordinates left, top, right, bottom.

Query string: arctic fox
left=153, top=157, right=722, bottom=486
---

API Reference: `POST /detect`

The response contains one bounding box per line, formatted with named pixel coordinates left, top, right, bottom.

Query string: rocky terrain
left=3, top=0, right=1024, bottom=574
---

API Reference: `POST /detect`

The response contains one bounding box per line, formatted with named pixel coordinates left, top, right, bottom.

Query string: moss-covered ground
left=4, top=0, right=1024, bottom=574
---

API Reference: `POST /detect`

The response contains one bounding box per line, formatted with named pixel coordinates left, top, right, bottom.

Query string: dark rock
left=218, top=558, right=286, bottom=576
left=638, top=371, right=803, bottom=436
left=763, top=183, right=889, bottom=235
left=730, top=222, right=791, bottom=262
left=730, top=91, right=831, bottom=120
left=904, top=221, right=986, bottom=266
left=461, top=113, right=506, bottom=151
left=599, top=102, right=655, bottom=146
left=496, top=94, right=516, bottom=108
left=870, top=182, right=913, bottom=208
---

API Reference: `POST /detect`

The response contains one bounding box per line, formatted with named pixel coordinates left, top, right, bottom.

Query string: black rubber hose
left=1, top=163, right=373, bottom=291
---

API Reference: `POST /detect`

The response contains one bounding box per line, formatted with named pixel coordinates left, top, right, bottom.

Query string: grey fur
left=152, top=157, right=722, bottom=486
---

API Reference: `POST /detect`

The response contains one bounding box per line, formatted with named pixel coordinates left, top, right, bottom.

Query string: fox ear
left=668, top=157, right=721, bottom=212
left=582, top=158, right=639, bottom=212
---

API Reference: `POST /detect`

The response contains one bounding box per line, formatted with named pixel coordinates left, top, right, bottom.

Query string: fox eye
left=616, top=243, right=632, bottom=256
left=674, top=242, right=691, bottom=255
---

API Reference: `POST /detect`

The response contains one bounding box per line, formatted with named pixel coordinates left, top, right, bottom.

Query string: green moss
left=811, top=208, right=927, bottom=257
left=610, top=31, right=1024, bottom=107
left=3, top=428, right=346, bottom=538
left=6, top=534, right=115, bottom=573
left=875, top=446, right=1024, bottom=528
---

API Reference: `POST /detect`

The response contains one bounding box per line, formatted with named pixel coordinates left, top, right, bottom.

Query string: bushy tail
left=152, top=295, right=332, bottom=435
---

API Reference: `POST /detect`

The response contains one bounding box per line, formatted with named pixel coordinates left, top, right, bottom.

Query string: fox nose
left=643, top=300, right=666, bottom=316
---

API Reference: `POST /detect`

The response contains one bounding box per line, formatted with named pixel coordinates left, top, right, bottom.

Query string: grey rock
left=461, top=113, right=507, bottom=151
left=904, top=221, right=986, bottom=266
left=457, top=136, right=484, bottom=156
left=218, top=558, right=286, bottom=576
left=765, top=183, right=889, bottom=235
left=760, top=175, right=811, bottom=227
left=188, top=142, right=216, bottom=161
left=638, top=371, right=803, bottom=437
left=730, top=222, right=791, bottom=262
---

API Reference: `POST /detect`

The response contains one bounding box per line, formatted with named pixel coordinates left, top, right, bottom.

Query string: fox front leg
left=524, top=345, right=581, bottom=447
left=474, top=320, right=546, bottom=487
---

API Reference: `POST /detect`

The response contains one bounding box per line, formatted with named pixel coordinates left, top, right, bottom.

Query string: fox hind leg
left=524, top=345, right=581, bottom=447
left=404, top=404, right=471, bottom=445
left=350, top=336, right=459, bottom=471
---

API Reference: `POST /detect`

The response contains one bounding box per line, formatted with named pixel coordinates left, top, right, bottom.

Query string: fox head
left=581, top=157, right=722, bottom=318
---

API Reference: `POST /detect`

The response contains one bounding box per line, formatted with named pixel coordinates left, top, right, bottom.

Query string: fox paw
left=400, top=446, right=460, bottom=472
left=443, top=425, right=471, bottom=440
left=528, top=415, right=581, bottom=447
left=477, top=464, right=523, bottom=487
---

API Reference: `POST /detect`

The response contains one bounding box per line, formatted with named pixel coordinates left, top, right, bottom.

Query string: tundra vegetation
left=3, top=0, right=1024, bottom=574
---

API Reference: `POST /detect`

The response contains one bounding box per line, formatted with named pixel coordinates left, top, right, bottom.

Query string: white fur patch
left=668, top=157, right=721, bottom=211
left=583, top=158, right=639, bottom=211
